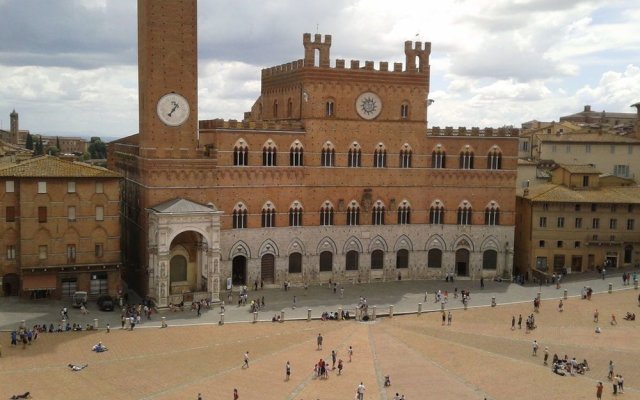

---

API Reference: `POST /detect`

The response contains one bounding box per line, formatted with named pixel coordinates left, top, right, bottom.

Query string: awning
left=22, top=274, right=57, bottom=291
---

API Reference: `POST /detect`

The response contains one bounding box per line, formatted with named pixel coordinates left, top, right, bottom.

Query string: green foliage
left=25, top=133, right=34, bottom=150
left=88, top=137, right=107, bottom=159
left=46, top=146, right=60, bottom=156
left=34, top=136, right=44, bottom=155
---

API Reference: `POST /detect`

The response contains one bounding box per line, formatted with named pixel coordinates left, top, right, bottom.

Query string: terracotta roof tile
left=0, top=155, right=121, bottom=178
left=518, top=183, right=640, bottom=203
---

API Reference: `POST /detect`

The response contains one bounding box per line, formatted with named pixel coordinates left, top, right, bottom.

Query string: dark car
left=97, top=295, right=115, bottom=311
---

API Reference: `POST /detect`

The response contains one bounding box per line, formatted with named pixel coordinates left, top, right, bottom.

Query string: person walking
left=340, top=287, right=344, bottom=299
left=233, top=388, right=239, bottom=400
left=532, top=340, right=538, bottom=356
left=243, top=351, right=249, bottom=369
left=558, top=299, right=564, bottom=312
left=331, top=350, right=337, bottom=369
left=441, top=311, right=446, bottom=326
left=608, top=360, right=614, bottom=380
left=447, top=311, right=452, bottom=326
left=543, top=347, right=549, bottom=365
left=285, top=361, right=291, bottom=381
left=317, top=333, right=323, bottom=350
left=594, top=309, right=599, bottom=323
left=518, top=314, right=523, bottom=329
left=348, top=345, right=353, bottom=362
left=596, top=381, right=603, bottom=400
left=480, top=277, right=484, bottom=289
left=337, top=359, right=343, bottom=375
left=356, top=382, right=365, bottom=400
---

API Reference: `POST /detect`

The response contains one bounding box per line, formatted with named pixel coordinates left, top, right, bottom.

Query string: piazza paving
left=1, top=286, right=639, bottom=400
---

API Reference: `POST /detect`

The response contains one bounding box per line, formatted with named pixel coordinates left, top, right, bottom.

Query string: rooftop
left=0, top=155, right=120, bottom=178
left=518, top=183, right=640, bottom=203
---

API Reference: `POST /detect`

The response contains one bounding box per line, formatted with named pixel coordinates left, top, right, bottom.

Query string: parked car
left=72, top=291, right=88, bottom=308
left=97, top=295, right=115, bottom=311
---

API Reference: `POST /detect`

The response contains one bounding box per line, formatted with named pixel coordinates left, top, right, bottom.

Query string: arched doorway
left=261, top=254, right=275, bottom=284
left=2, top=273, right=19, bottom=296
left=232, top=256, right=247, bottom=285
left=169, top=255, right=188, bottom=294
left=456, top=249, right=470, bottom=276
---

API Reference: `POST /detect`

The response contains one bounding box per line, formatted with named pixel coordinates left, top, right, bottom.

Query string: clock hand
left=167, top=102, right=179, bottom=117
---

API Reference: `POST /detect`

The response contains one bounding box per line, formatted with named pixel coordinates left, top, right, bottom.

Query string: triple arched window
left=459, top=148, right=474, bottom=169
left=487, top=148, right=502, bottom=170
left=372, top=201, right=385, bottom=225
left=262, top=141, right=277, bottom=166
left=289, top=201, right=303, bottom=227
left=348, top=143, right=362, bottom=167
left=233, top=140, right=249, bottom=166
left=373, top=144, right=387, bottom=168
left=432, top=148, right=446, bottom=168
left=485, top=202, right=500, bottom=225
left=457, top=202, right=472, bottom=225
left=399, top=145, right=412, bottom=168
left=321, top=142, right=335, bottom=167
left=261, top=202, right=276, bottom=228
left=319, top=201, right=334, bottom=226
left=346, top=201, right=360, bottom=226
left=429, top=201, right=444, bottom=224
left=289, top=141, right=304, bottom=166
left=397, top=201, right=411, bottom=225
left=232, top=203, right=247, bottom=229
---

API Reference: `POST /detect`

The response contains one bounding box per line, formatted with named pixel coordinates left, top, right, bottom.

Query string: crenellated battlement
left=199, top=118, right=304, bottom=132
left=261, top=33, right=431, bottom=79
left=428, top=126, right=520, bottom=137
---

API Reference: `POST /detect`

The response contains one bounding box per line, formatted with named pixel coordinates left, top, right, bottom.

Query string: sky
left=0, top=0, right=639, bottom=140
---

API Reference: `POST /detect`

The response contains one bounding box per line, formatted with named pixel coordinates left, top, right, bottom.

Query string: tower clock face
left=156, top=93, right=190, bottom=127
left=356, top=91, right=382, bottom=120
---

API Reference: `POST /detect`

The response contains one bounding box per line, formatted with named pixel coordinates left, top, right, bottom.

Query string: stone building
left=0, top=156, right=122, bottom=298
left=515, top=164, right=640, bottom=281
left=108, top=0, right=518, bottom=307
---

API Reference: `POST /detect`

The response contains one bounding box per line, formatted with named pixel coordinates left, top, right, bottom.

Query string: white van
left=72, top=291, right=88, bottom=308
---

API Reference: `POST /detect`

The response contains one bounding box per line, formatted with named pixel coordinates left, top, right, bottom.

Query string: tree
left=35, top=136, right=44, bottom=155
left=88, top=137, right=107, bottom=159
left=47, top=146, right=60, bottom=156
left=56, top=136, right=61, bottom=151
left=25, top=133, right=33, bottom=150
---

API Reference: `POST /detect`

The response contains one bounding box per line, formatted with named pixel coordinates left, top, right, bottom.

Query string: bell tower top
left=9, top=109, right=19, bottom=144
left=137, top=0, right=198, bottom=158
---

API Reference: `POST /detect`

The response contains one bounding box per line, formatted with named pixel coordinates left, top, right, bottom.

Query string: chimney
left=584, top=105, right=591, bottom=112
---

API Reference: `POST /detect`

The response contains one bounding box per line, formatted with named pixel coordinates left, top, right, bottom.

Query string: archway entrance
left=456, top=249, right=470, bottom=276
left=261, top=254, right=275, bottom=284
left=232, top=256, right=247, bottom=285
left=2, top=273, right=19, bottom=296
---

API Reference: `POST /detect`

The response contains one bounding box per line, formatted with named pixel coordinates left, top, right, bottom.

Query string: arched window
left=372, top=201, right=385, bottom=225
left=400, top=103, right=409, bottom=119
left=396, top=249, right=409, bottom=269
left=429, top=201, right=444, bottom=224
left=348, top=143, right=362, bottom=167
left=347, top=201, right=360, bottom=226
left=459, top=148, right=474, bottom=169
left=397, top=202, right=411, bottom=225
left=319, top=201, right=334, bottom=226
left=321, top=142, right=335, bottom=167
left=432, top=148, right=446, bottom=168
left=273, top=100, right=278, bottom=118
left=427, top=248, right=442, bottom=268
left=371, top=249, right=384, bottom=269
left=487, top=148, right=502, bottom=170
left=289, top=252, right=302, bottom=273
left=261, top=202, right=276, bottom=228
left=233, top=140, right=248, bottom=166
left=457, top=203, right=472, bottom=225
left=319, top=251, right=333, bottom=272
left=399, top=146, right=412, bottom=168
left=289, top=141, right=304, bottom=166
left=373, top=144, right=386, bottom=168
left=262, top=141, right=277, bottom=166
left=325, top=100, right=334, bottom=117
left=345, top=250, right=359, bottom=271
left=289, top=202, right=303, bottom=227
left=482, top=250, right=497, bottom=270
left=232, top=203, right=248, bottom=229
left=287, top=98, right=293, bottom=118
left=485, top=202, right=500, bottom=226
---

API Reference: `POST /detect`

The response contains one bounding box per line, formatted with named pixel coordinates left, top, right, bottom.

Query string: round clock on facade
left=355, top=91, right=382, bottom=120
left=156, top=93, right=190, bottom=127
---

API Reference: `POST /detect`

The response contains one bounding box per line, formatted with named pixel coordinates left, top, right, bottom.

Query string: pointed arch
left=343, top=236, right=363, bottom=254
left=459, top=145, right=475, bottom=169
left=372, top=199, right=386, bottom=225
left=232, top=202, right=248, bottom=229
left=287, top=238, right=306, bottom=255
left=394, top=234, right=413, bottom=251
left=261, top=200, right=277, bottom=228
left=429, top=199, right=445, bottom=224
left=288, top=199, right=303, bottom=227
left=457, top=199, right=473, bottom=225
left=431, top=144, right=446, bottom=168
left=316, top=236, right=338, bottom=255
left=373, top=142, right=387, bottom=168
left=480, top=235, right=500, bottom=252
left=425, top=234, right=446, bottom=251
left=487, top=145, right=502, bottom=170
left=399, top=143, right=412, bottom=168
left=346, top=199, right=361, bottom=226
left=348, top=142, right=362, bottom=167
left=484, top=200, right=500, bottom=226
left=397, top=199, right=411, bottom=225
left=258, top=238, right=279, bottom=257
left=229, top=240, right=251, bottom=259
left=368, top=235, right=389, bottom=252
left=452, top=234, right=475, bottom=251
left=262, top=139, right=277, bottom=166
left=319, top=200, right=334, bottom=226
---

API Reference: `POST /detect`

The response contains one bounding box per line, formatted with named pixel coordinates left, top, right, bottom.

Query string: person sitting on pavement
left=624, top=312, right=635, bottom=321
left=92, top=342, right=107, bottom=352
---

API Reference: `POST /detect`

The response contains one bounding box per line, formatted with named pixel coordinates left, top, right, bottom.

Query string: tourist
left=447, top=311, right=452, bottom=326
left=233, top=388, right=238, bottom=400
left=243, top=351, right=249, bottom=369
left=543, top=347, right=549, bottom=365
left=337, top=359, right=343, bottom=375
left=285, top=361, right=291, bottom=381
left=348, top=345, right=353, bottom=362
left=596, top=381, right=603, bottom=400
left=356, top=382, right=366, bottom=400
left=532, top=340, right=538, bottom=356
left=518, top=314, right=522, bottom=329
left=594, top=309, right=599, bottom=323
left=317, top=333, right=323, bottom=350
